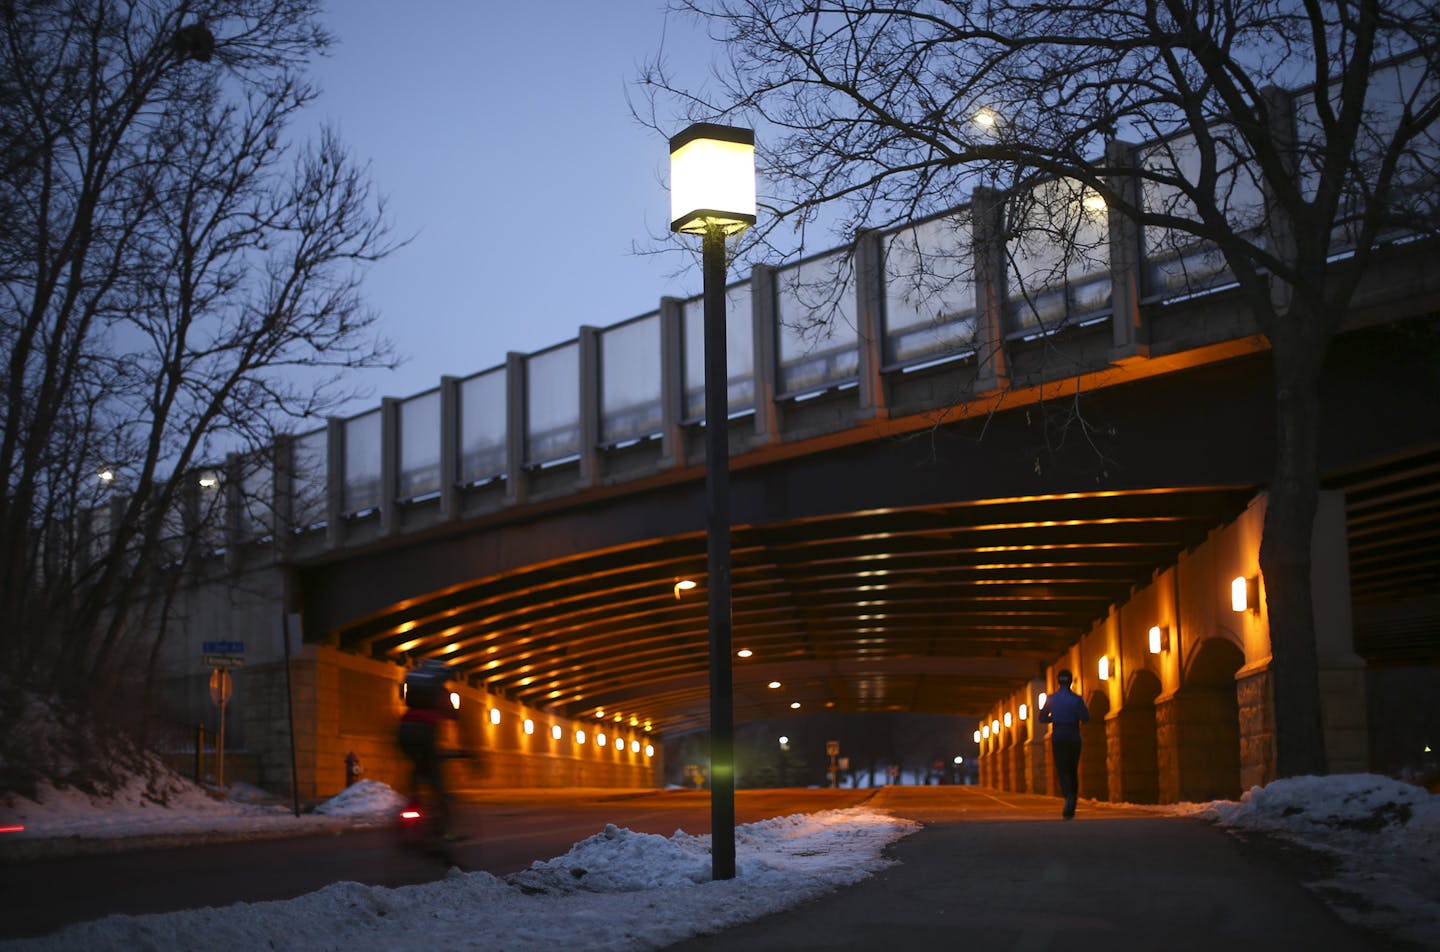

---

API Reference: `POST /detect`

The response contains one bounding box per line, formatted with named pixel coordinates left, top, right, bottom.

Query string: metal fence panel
left=460, top=366, right=507, bottom=484
left=682, top=282, right=755, bottom=420
left=601, top=312, right=662, bottom=443
left=775, top=251, right=859, bottom=395
left=399, top=389, right=442, bottom=500
left=343, top=409, right=382, bottom=514
left=526, top=342, right=580, bottom=465
left=882, top=211, right=978, bottom=365
left=292, top=428, right=328, bottom=530
left=1005, top=176, right=1112, bottom=334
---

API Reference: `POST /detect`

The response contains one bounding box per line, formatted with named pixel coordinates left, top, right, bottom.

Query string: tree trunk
left=1258, top=335, right=1329, bottom=778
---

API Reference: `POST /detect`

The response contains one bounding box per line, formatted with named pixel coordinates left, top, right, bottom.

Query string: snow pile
left=312, top=779, right=407, bottom=818
left=1198, top=773, right=1440, bottom=835
left=1176, top=774, right=1440, bottom=948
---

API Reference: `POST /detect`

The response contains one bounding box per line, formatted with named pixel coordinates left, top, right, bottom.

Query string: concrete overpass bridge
left=164, top=84, right=1440, bottom=800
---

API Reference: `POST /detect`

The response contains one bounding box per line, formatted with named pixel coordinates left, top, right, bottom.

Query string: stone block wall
left=1106, top=706, right=1160, bottom=804
left=1236, top=666, right=1276, bottom=791
left=1169, top=688, right=1241, bottom=802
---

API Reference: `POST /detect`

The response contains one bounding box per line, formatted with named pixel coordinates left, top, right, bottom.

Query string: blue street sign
left=202, top=640, right=244, bottom=654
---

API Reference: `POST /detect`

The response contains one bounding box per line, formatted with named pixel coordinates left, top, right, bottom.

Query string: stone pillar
left=1009, top=738, right=1027, bottom=792
left=504, top=352, right=527, bottom=506
left=971, top=186, right=1009, bottom=392
left=1106, top=705, right=1160, bottom=804
left=1236, top=663, right=1276, bottom=791
left=1164, top=688, right=1242, bottom=802
left=1156, top=695, right=1180, bottom=804
left=853, top=229, right=889, bottom=419
left=1105, top=139, right=1147, bottom=361
left=1079, top=721, right=1109, bottom=802
left=1026, top=734, right=1051, bottom=795
left=438, top=376, right=461, bottom=521
left=324, top=416, right=344, bottom=549
left=379, top=397, right=399, bottom=536
left=578, top=325, right=601, bottom=489
left=658, top=297, right=686, bottom=469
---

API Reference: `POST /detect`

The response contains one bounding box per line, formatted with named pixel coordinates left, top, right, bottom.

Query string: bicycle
left=395, top=748, right=477, bottom=864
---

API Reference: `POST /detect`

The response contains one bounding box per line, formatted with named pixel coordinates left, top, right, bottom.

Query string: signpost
left=206, top=654, right=238, bottom=788
left=203, top=640, right=245, bottom=668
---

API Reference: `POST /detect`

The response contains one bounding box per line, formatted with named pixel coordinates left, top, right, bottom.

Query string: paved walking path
left=669, top=786, right=1398, bottom=951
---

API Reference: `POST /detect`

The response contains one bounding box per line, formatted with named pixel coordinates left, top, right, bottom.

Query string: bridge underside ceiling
left=311, top=321, right=1440, bottom=738
left=329, top=487, right=1257, bottom=735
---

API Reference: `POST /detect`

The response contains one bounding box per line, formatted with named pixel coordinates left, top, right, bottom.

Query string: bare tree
left=0, top=1, right=398, bottom=705
left=639, top=0, right=1440, bottom=777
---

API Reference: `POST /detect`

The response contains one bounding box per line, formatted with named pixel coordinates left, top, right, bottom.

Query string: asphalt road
left=1, top=786, right=1404, bottom=950
left=0, top=787, right=872, bottom=941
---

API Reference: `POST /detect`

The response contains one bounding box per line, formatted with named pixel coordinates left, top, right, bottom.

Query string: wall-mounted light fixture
left=576, top=729, right=587, bottom=745
left=523, top=718, right=534, bottom=735
left=597, top=731, right=607, bottom=746
left=551, top=725, right=563, bottom=741
left=1148, top=625, right=1170, bottom=654
left=1018, top=703, right=1029, bottom=721
left=1231, top=575, right=1259, bottom=613
left=449, top=692, right=461, bottom=710
left=973, top=729, right=982, bottom=743
left=982, top=724, right=990, bottom=739
left=1038, top=691, right=1048, bottom=710
left=645, top=744, right=655, bottom=757
left=489, top=708, right=501, bottom=725
left=1098, top=656, right=1112, bottom=681
left=1003, top=711, right=1013, bottom=728
left=991, top=718, right=1000, bottom=734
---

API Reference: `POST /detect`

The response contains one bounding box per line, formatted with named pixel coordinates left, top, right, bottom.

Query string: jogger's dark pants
left=1052, top=738, right=1082, bottom=807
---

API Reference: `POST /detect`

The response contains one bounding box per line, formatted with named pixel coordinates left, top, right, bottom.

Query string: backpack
left=404, top=666, right=448, bottom=711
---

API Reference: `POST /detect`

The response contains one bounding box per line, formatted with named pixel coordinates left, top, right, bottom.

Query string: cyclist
left=397, top=659, right=460, bottom=840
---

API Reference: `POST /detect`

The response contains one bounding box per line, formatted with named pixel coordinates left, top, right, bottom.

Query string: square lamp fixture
left=1148, top=625, right=1170, bottom=654
left=1231, top=575, right=1259, bottom=613
left=669, top=123, right=756, bottom=235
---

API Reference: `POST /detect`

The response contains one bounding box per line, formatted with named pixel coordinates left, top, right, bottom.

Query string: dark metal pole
left=702, top=224, right=736, bottom=881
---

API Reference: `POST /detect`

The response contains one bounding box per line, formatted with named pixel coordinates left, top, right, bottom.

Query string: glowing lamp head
left=1232, top=575, right=1258, bottom=613
left=669, top=123, right=756, bottom=236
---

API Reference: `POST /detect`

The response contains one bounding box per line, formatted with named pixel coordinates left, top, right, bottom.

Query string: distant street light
left=669, top=121, right=755, bottom=882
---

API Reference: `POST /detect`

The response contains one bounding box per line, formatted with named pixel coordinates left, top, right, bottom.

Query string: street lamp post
left=669, top=122, right=756, bottom=881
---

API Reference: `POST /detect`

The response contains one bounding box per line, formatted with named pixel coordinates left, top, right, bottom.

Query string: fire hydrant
left=345, top=751, right=362, bottom=787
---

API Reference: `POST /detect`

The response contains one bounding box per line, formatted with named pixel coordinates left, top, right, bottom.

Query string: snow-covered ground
left=2, top=772, right=1438, bottom=950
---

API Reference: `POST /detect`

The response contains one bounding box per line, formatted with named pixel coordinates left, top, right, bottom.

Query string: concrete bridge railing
left=85, top=55, right=1435, bottom=567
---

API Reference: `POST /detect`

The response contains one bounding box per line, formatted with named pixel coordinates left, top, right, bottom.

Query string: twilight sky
left=301, top=2, right=726, bottom=415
